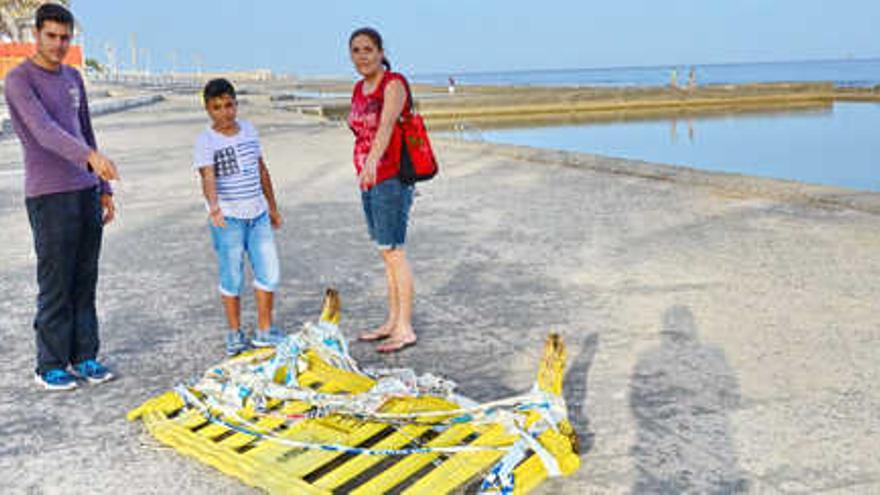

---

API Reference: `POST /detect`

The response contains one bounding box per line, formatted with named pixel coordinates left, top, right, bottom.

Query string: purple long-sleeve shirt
left=4, top=58, right=110, bottom=198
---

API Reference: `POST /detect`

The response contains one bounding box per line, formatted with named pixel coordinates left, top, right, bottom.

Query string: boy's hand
left=210, top=207, right=225, bottom=228
left=269, top=209, right=282, bottom=229
left=88, top=150, right=120, bottom=181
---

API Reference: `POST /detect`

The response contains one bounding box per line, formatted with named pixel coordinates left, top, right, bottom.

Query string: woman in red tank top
left=348, top=27, right=417, bottom=352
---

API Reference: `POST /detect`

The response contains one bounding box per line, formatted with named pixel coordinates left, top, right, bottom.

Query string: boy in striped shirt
left=193, top=79, right=284, bottom=355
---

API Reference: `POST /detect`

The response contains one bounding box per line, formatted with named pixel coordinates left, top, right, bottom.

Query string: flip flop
left=376, top=336, right=417, bottom=353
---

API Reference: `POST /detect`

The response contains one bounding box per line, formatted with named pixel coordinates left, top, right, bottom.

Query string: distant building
left=0, top=1, right=82, bottom=79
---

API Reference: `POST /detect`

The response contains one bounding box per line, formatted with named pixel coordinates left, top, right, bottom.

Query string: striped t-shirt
left=193, top=120, right=267, bottom=219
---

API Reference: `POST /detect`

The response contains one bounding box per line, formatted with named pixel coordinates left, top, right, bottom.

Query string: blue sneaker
left=252, top=326, right=286, bottom=347
left=71, top=359, right=114, bottom=384
left=34, top=368, right=78, bottom=391
left=225, top=330, right=251, bottom=356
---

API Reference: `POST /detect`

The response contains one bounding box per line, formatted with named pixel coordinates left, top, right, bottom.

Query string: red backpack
left=397, top=77, right=438, bottom=184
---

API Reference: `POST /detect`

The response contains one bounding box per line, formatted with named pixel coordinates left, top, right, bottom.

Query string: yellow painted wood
left=402, top=423, right=517, bottom=495
left=274, top=421, right=389, bottom=478
left=349, top=424, right=484, bottom=495
left=245, top=418, right=351, bottom=465
left=218, top=400, right=315, bottom=452
left=126, top=391, right=183, bottom=421
left=509, top=429, right=581, bottom=494
left=127, top=332, right=580, bottom=494
left=176, top=408, right=212, bottom=429
left=312, top=423, right=433, bottom=490
left=511, top=454, right=547, bottom=495
left=269, top=395, right=433, bottom=481
left=133, top=399, right=575, bottom=494
left=295, top=370, right=322, bottom=389
left=144, top=411, right=329, bottom=495
left=278, top=400, right=312, bottom=415
left=218, top=415, right=284, bottom=450
left=535, top=334, right=567, bottom=397
left=514, top=413, right=580, bottom=474
left=378, top=396, right=462, bottom=423
left=533, top=427, right=581, bottom=476
left=196, top=419, right=242, bottom=440
left=318, top=288, right=341, bottom=325
left=301, top=350, right=375, bottom=392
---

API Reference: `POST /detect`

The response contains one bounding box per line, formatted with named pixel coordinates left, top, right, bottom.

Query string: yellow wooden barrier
left=129, top=290, right=580, bottom=493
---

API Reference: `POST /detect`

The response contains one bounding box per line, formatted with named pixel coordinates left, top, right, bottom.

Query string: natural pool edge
left=435, top=136, right=880, bottom=215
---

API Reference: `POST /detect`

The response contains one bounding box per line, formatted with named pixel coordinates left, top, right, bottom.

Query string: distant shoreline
left=280, top=81, right=880, bottom=128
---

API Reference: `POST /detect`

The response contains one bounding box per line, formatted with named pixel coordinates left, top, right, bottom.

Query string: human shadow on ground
left=629, top=305, right=748, bottom=494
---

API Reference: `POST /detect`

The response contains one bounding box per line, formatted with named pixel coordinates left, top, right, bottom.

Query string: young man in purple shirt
left=4, top=4, right=119, bottom=390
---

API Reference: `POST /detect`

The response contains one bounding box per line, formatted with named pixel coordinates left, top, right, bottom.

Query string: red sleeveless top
left=348, top=71, right=408, bottom=188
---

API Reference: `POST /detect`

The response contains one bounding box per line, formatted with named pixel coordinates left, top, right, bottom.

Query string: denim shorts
left=209, top=212, right=280, bottom=296
left=361, top=177, right=414, bottom=250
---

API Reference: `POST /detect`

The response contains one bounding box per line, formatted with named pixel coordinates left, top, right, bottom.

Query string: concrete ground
left=0, top=92, right=878, bottom=494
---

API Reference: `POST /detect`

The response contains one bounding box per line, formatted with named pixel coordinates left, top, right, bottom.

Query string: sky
left=74, top=0, right=879, bottom=77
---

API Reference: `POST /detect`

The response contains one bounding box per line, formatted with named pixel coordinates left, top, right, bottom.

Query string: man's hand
left=269, top=209, right=282, bottom=229
left=210, top=206, right=225, bottom=228
left=100, top=193, right=115, bottom=225
left=88, top=150, right=120, bottom=181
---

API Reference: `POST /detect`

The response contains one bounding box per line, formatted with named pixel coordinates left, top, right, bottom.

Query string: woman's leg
left=360, top=178, right=416, bottom=349
left=382, top=254, right=401, bottom=330
left=360, top=250, right=403, bottom=340
left=377, top=248, right=416, bottom=352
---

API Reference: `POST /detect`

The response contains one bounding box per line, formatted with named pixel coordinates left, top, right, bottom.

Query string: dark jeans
left=25, top=186, right=103, bottom=374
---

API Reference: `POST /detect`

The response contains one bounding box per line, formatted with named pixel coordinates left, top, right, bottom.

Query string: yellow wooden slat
left=219, top=401, right=313, bottom=452
left=218, top=416, right=284, bottom=450
left=274, top=422, right=389, bottom=478
left=176, top=408, right=211, bottom=429
left=349, top=424, right=484, bottom=495
left=278, top=400, right=313, bottom=415
left=402, top=423, right=517, bottom=495
left=378, top=396, right=463, bottom=422
left=252, top=366, right=394, bottom=476
left=313, top=423, right=433, bottom=490
left=185, top=399, right=252, bottom=440
left=300, top=350, right=375, bottom=393
left=126, top=391, right=183, bottom=421
left=195, top=421, right=242, bottom=440
left=295, top=372, right=322, bottom=389
left=143, top=411, right=329, bottom=495
left=511, top=454, right=546, bottom=495
left=532, top=427, right=581, bottom=476
left=310, top=396, right=468, bottom=491
left=508, top=427, right=582, bottom=494
left=268, top=393, right=430, bottom=480
left=244, top=418, right=354, bottom=465
left=210, top=398, right=296, bottom=449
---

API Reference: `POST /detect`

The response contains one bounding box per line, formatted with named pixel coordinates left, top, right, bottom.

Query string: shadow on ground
left=629, top=305, right=749, bottom=494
